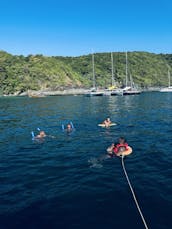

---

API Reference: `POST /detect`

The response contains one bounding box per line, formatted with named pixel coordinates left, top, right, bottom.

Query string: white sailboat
left=85, top=53, right=104, bottom=96
left=123, top=52, right=141, bottom=95
left=111, top=52, right=123, bottom=96
left=160, top=69, right=172, bottom=92
left=104, top=52, right=123, bottom=96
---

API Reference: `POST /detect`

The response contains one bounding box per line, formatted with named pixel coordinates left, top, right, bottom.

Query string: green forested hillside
left=0, top=50, right=171, bottom=95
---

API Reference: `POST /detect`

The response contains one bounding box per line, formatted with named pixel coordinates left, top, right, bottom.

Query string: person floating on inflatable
left=107, top=137, right=132, bottom=157
left=98, top=118, right=116, bottom=128
left=103, top=117, right=112, bottom=127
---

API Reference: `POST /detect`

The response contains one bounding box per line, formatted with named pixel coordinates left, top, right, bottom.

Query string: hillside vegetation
left=0, top=50, right=171, bottom=95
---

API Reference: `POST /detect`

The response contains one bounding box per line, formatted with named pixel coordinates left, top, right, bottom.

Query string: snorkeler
left=35, top=130, right=46, bottom=138
left=66, top=123, right=72, bottom=132
left=107, top=137, right=132, bottom=156
left=62, top=122, right=75, bottom=133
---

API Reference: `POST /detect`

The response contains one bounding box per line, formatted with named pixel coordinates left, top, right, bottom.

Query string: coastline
left=2, top=88, right=90, bottom=97
left=1, top=87, right=161, bottom=97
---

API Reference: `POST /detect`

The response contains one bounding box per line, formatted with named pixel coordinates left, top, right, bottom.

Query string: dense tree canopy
left=0, top=50, right=171, bottom=95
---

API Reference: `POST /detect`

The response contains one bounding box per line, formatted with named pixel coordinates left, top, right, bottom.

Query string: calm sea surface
left=0, top=92, right=172, bottom=229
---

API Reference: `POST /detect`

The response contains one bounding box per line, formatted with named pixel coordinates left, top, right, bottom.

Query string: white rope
left=121, top=155, right=149, bottom=229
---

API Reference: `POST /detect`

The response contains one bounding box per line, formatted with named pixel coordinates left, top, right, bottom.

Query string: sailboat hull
left=111, top=89, right=123, bottom=96
left=85, top=92, right=104, bottom=96
left=123, top=90, right=141, bottom=95
left=160, top=87, right=172, bottom=92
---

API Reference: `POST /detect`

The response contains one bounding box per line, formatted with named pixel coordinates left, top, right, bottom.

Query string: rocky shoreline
left=2, top=87, right=161, bottom=97
left=3, top=88, right=90, bottom=97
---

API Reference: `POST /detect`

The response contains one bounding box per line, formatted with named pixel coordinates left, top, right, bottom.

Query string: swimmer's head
left=119, top=137, right=126, bottom=144
left=67, top=124, right=72, bottom=129
left=40, top=131, right=46, bottom=137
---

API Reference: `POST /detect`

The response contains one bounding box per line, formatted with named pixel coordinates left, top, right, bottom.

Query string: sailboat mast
left=92, top=53, right=95, bottom=88
left=125, top=52, right=128, bottom=86
left=168, top=69, right=171, bottom=87
left=111, top=52, right=115, bottom=86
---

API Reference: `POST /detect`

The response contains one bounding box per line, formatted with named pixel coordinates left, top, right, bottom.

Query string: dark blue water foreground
left=0, top=92, right=172, bottom=229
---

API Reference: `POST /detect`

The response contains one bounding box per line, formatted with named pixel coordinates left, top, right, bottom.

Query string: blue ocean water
left=0, top=92, right=172, bottom=229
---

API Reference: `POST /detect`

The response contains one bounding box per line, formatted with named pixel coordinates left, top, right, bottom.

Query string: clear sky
left=0, top=0, right=172, bottom=56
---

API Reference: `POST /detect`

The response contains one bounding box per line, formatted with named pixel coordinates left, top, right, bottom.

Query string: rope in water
left=121, top=155, right=149, bottom=229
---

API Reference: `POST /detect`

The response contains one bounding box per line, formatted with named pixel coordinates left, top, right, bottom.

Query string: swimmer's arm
left=109, top=143, right=115, bottom=149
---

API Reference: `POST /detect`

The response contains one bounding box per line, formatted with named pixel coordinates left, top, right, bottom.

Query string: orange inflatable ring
left=121, top=146, right=132, bottom=156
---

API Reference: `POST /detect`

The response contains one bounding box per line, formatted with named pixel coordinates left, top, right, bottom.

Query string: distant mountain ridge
left=0, top=50, right=171, bottom=95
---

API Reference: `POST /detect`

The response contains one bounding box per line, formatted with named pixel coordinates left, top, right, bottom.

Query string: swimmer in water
left=107, top=137, right=129, bottom=156
left=36, top=130, right=46, bottom=138
left=66, top=123, right=73, bottom=132
left=103, top=117, right=112, bottom=127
